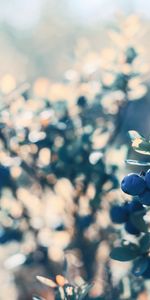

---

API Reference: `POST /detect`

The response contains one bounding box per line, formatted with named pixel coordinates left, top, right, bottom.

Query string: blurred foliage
left=0, top=14, right=149, bottom=300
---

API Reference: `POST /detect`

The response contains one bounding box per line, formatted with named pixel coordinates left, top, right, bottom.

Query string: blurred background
left=0, top=0, right=150, bottom=80
left=0, top=1, right=150, bottom=299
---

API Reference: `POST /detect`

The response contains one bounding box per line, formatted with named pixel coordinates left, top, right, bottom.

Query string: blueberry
left=110, top=205, right=129, bottom=224
left=128, top=199, right=144, bottom=212
left=139, top=189, right=150, bottom=206
left=132, top=257, right=149, bottom=277
left=0, top=229, right=22, bottom=244
left=125, top=220, right=140, bottom=235
left=125, top=47, right=137, bottom=64
left=76, top=214, right=93, bottom=229
left=77, top=96, right=87, bottom=108
left=0, top=165, right=11, bottom=188
left=121, top=173, right=146, bottom=196
left=142, top=259, right=150, bottom=279
left=145, top=169, right=150, bottom=189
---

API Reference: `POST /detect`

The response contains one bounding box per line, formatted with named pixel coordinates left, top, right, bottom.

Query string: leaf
left=130, top=210, right=148, bottom=233
left=32, top=296, right=45, bottom=300
left=110, top=243, right=140, bottom=261
left=4, top=253, right=26, bottom=269
left=125, top=160, right=150, bottom=166
left=89, top=152, right=103, bottom=165
left=128, top=130, right=150, bottom=155
left=132, top=257, right=149, bottom=276
left=36, top=276, right=57, bottom=288
left=128, top=131, right=143, bottom=141
left=140, top=233, right=150, bottom=253
left=56, top=287, right=66, bottom=300
left=63, top=284, right=78, bottom=300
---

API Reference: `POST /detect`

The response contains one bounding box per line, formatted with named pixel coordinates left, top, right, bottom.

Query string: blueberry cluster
left=110, top=170, right=150, bottom=235
left=110, top=170, right=150, bottom=279
left=110, top=199, right=144, bottom=235
left=121, top=170, right=150, bottom=206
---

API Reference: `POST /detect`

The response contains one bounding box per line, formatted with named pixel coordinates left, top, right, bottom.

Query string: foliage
left=33, top=275, right=93, bottom=300
left=0, top=15, right=148, bottom=300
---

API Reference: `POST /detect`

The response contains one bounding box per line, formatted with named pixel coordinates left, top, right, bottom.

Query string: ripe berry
left=110, top=204, right=129, bottom=224
left=142, top=259, right=150, bottom=279
left=77, top=96, right=87, bottom=108
left=145, top=169, right=150, bottom=189
left=0, top=229, right=22, bottom=244
left=121, top=173, right=146, bottom=196
left=76, top=214, right=93, bottom=230
left=125, top=220, right=140, bottom=235
left=139, top=189, right=150, bottom=206
left=128, top=199, right=144, bottom=212
left=0, top=165, right=11, bottom=188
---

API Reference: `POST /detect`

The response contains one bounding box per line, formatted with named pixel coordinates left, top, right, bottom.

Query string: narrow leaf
left=125, top=160, right=150, bottom=166
left=128, top=130, right=150, bottom=155
left=128, top=131, right=143, bottom=141
left=79, top=282, right=94, bottom=300
left=32, top=296, right=45, bottom=300
left=110, top=244, right=140, bottom=261
left=36, top=276, right=57, bottom=288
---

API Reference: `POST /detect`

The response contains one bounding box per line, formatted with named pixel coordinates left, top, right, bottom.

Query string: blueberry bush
left=110, top=131, right=150, bottom=298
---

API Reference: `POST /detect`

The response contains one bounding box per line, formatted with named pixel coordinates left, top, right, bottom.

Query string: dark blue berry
left=125, top=47, right=137, bottom=64
left=132, top=257, right=149, bottom=277
left=139, top=189, right=150, bottom=206
left=77, top=96, right=87, bottom=108
left=0, top=165, right=11, bottom=188
left=76, top=214, right=93, bottom=229
left=121, top=173, right=146, bottom=196
left=145, top=169, right=150, bottom=189
left=128, top=199, right=144, bottom=212
left=125, top=220, right=140, bottom=235
left=0, top=229, right=22, bottom=244
left=110, top=205, right=129, bottom=224
left=142, top=259, right=150, bottom=279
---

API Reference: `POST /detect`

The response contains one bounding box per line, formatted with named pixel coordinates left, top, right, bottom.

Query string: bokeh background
left=0, top=0, right=150, bottom=80
left=0, top=1, right=150, bottom=299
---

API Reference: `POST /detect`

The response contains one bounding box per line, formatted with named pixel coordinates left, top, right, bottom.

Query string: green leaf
left=63, top=285, right=77, bottom=300
left=140, top=233, right=150, bottom=253
left=125, top=159, right=150, bottom=166
left=128, top=130, right=150, bottom=155
left=130, top=210, right=148, bottom=233
left=132, top=257, right=149, bottom=276
left=110, top=243, right=140, bottom=261
left=57, top=286, right=66, bottom=300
